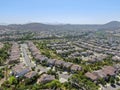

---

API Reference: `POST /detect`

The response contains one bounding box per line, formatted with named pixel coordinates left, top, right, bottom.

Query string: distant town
left=0, top=21, right=120, bottom=90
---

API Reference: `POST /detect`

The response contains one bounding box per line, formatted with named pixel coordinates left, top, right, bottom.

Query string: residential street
left=21, top=44, right=35, bottom=68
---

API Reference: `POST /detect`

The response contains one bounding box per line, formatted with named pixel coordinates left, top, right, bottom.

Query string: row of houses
left=76, top=40, right=120, bottom=56
left=27, top=41, right=48, bottom=64
left=47, top=42, right=75, bottom=54
left=11, top=62, right=55, bottom=84
left=85, top=54, right=108, bottom=63
left=85, top=64, right=120, bottom=81
left=67, top=50, right=107, bottom=63
left=8, top=42, right=20, bottom=64
left=49, top=41, right=109, bottom=64
left=46, top=40, right=120, bottom=65
left=47, top=59, right=82, bottom=72
left=67, top=50, right=93, bottom=58
left=27, top=41, right=82, bottom=73
left=47, top=42, right=74, bottom=49
left=48, top=44, right=74, bottom=50
left=56, top=49, right=75, bottom=54
left=10, top=63, right=37, bottom=79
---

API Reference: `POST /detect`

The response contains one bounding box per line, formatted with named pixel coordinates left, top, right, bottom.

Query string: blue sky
left=0, top=0, right=120, bottom=24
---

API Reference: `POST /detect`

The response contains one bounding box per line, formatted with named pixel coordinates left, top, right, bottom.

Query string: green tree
left=98, top=78, right=106, bottom=86
left=9, top=76, right=18, bottom=85
left=45, top=80, right=61, bottom=89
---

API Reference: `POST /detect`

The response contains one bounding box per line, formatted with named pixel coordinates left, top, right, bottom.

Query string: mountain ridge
left=0, top=21, right=120, bottom=31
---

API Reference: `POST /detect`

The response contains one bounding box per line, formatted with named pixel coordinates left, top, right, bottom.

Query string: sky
left=0, top=0, right=120, bottom=24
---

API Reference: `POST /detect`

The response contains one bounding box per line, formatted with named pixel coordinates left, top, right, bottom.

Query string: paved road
left=21, top=44, right=35, bottom=68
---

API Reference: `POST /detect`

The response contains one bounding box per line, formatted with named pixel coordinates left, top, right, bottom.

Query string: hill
left=0, top=21, right=120, bottom=31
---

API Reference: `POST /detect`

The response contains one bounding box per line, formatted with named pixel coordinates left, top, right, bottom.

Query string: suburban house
left=93, top=70, right=107, bottom=79
left=37, top=74, right=55, bottom=84
left=63, top=62, right=73, bottom=70
left=11, top=63, right=30, bottom=78
left=70, top=64, right=82, bottom=73
left=85, top=65, right=117, bottom=81
left=85, top=72, right=98, bottom=81
left=24, top=71, right=37, bottom=79
left=46, top=59, right=57, bottom=67
left=55, top=60, right=65, bottom=68
left=102, top=66, right=116, bottom=76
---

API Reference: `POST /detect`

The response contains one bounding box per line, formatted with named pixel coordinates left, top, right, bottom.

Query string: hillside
left=0, top=21, right=120, bottom=31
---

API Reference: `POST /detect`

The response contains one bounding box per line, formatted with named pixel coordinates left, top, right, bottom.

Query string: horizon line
left=0, top=20, right=119, bottom=25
